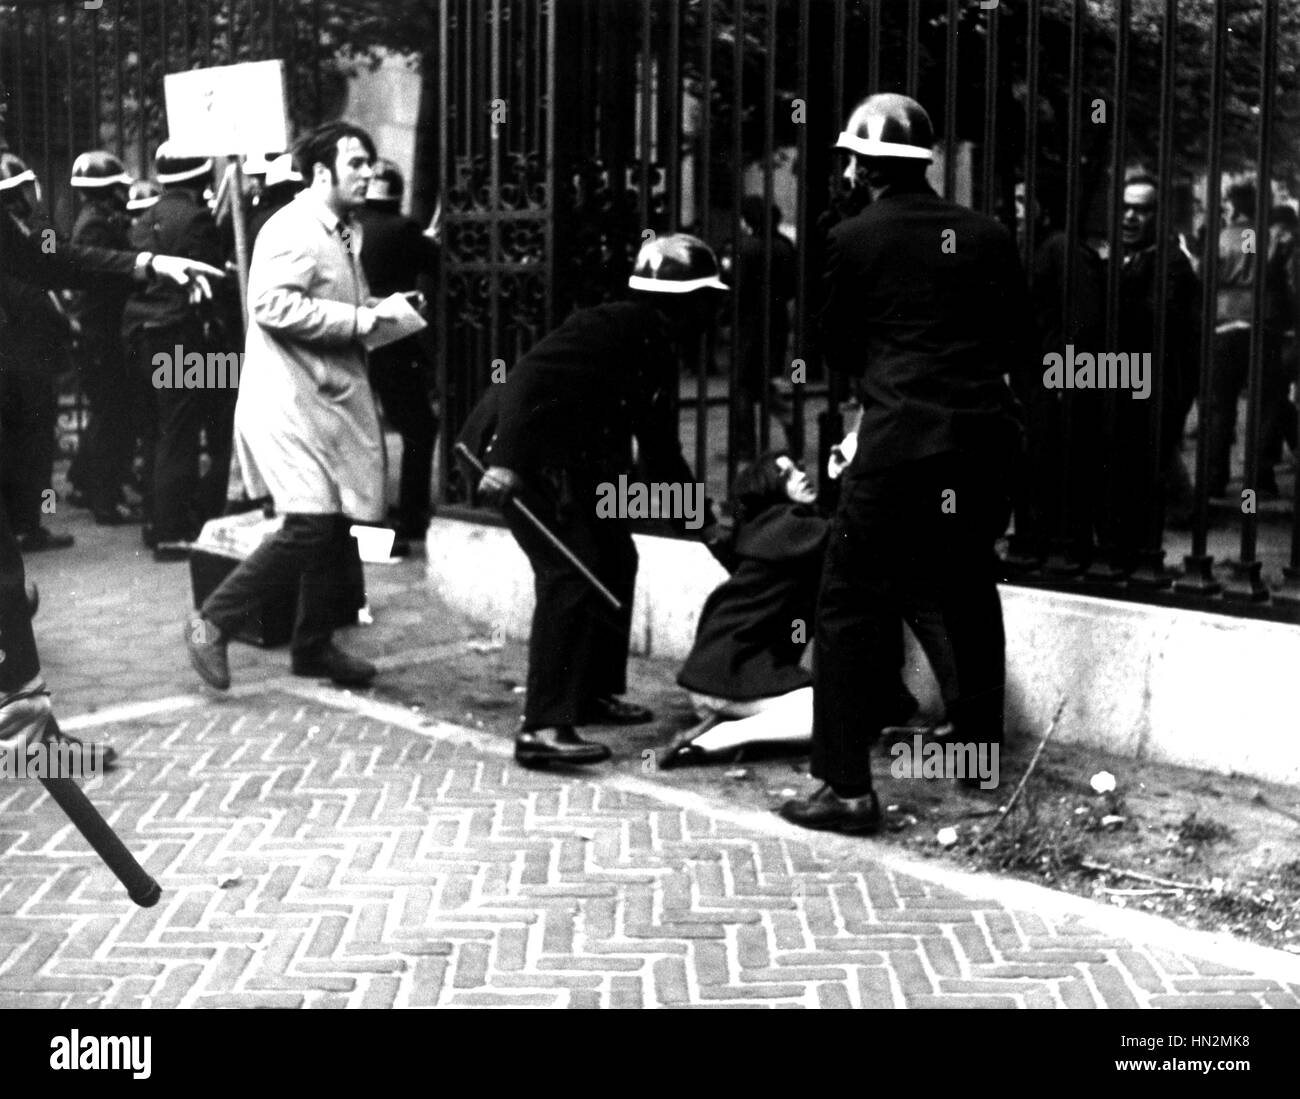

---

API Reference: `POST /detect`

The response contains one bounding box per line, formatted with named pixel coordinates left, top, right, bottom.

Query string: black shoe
left=44, top=727, right=119, bottom=771
left=185, top=616, right=231, bottom=690
left=153, top=542, right=191, bottom=562
left=515, top=726, right=612, bottom=768
left=779, top=783, right=882, bottom=835
left=581, top=696, right=654, bottom=725
left=15, top=527, right=74, bottom=553
left=657, top=741, right=711, bottom=770
left=291, top=643, right=376, bottom=687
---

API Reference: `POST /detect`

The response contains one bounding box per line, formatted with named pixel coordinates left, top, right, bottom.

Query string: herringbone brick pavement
left=3, top=681, right=1298, bottom=1008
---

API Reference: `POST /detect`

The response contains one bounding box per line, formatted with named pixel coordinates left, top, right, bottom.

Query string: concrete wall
left=424, top=516, right=1300, bottom=787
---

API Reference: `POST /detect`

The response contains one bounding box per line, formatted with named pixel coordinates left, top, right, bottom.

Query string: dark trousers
left=0, top=363, right=56, bottom=534
left=130, top=324, right=237, bottom=541
left=0, top=499, right=41, bottom=692
left=1205, top=326, right=1289, bottom=492
left=76, top=342, right=140, bottom=515
left=811, top=451, right=1010, bottom=790
left=503, top=470, right=637, bottom=728
left=368, top=336, right=437, bottom=535
left=201, top=513, right=362, bottom=656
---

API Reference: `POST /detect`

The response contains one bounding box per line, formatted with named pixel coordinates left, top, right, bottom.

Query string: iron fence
left=3, top=0, right=1299, bottom=621
left=437, top=0, right=1300, bottom=623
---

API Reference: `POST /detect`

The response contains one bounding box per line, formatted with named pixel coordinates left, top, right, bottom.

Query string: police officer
left=780, top=95, right=1032, bottom=833
left=0, top=170, right=225, bottom=766
left=68, top=150, right=139, bottom=528
left=0, top=155, right=76, bottom=552
left=477, top=234, right=725, bottom=768
left=122, top=142, right=236, bottom=560
left=356, top=159, right=439, bottom=550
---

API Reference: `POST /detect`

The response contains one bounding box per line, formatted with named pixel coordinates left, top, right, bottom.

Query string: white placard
left=163, top=60, right=289, bottom=157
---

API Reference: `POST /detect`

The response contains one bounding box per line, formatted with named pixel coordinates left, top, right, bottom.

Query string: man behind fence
left=184, top=121, right=407, bottom=691
left=781, top=94, right=1032, bottom=834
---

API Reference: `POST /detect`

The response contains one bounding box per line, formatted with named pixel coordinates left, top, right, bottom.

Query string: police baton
left=453, top=442, right=624, bottom=614
left=39, top=718, right=162, bottom=907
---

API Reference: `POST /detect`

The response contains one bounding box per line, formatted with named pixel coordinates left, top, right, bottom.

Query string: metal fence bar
left=979, top=0, right=997, bottom=217
left=727, top=0, right=744, bottom=488
left=1176, top=0, right=1229, bottom=596
left=1229, top=0, right=1279, bottom=601
left=757, top=0, right=776, bottom=454
left=694, top=0, right=713, bottom=485
left=1130, top=0, right=1177, bottom=588
left=943, top=0, right=957, bottom=201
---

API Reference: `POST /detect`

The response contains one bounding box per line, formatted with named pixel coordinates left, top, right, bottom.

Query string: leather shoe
left=515, top=726, right=611, bottom=768
left=153, top=541, right=191, bottom=562
left=291, top=643, right=376, bottom=687
left=185, top=616, right=230, bottom=690
left=94, top=503, right=142, bottom=526
left=779, top=783, right=882, bottom=835
left=44, top=726, right=118, bottom=771
left=581, top=696, right=654, bottom=725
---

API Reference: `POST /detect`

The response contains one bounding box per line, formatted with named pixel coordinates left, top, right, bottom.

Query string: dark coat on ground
left=819, top=181, right=1031, bottom=473
left=677, top=503, right=827, bottom=701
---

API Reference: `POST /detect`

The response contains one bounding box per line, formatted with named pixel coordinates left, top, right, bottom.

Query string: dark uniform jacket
left=0, top=210, right=136, bottom=692
left=488, top=300, right=694, bottom=488
left=1118, top=240, right=1201, bottom=422
left=819, top=181, right=1032, bottom=473
left=356, top=205, right=438, bottom=296
left=121, top=188, right=225, bottom=338
left=69, top=199, right=132, bottom=343
left=677, top=503, right=827, bottom=701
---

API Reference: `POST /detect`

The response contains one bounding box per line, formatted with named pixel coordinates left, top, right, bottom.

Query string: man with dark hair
left=356, top=158, right=440, bottom=549
left=475, top=233, right=724, bottom=768
left=780, top=94, right=1032, bottom=834
left=122, top=142, right=236, bottom=559
left=185, top=121, right=403, bottom=691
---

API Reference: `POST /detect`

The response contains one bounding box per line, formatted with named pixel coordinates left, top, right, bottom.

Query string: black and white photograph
left=0, top=0, right=1297, bottom=1063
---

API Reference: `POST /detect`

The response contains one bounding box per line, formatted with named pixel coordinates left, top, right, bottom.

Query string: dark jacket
left=677, top=503, right=827, bottom=701
left=1, top=208, right=137, bottom=692
left=69, top=198, right=132, bottom=343
left=819, top=181, right=1031, bottom=472
left=121, top=188, right=225, bottom=337
left=1118, top=240, right=1201, bottom=420
left=356, top=204, right=438, bottom=296
left=488, top=300, right=694, bottom=486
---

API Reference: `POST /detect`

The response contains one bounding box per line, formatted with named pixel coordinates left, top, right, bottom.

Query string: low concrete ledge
left=424, top=516, right=1300, bottom=787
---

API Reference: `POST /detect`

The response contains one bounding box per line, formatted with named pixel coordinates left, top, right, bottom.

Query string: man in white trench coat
left=185, top=121, right=401, bottom=690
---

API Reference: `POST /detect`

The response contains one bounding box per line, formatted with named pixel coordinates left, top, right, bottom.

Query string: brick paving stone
left=0, top=603, right=1296, bottom=1012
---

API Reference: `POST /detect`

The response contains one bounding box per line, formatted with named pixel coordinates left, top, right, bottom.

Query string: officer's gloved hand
left=0, top=676, right=53, bottom=758
left=478, top=466, right=522, bottom=508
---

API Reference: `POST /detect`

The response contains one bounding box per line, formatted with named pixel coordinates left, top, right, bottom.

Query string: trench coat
left=233, top=191, right=385, bottom=521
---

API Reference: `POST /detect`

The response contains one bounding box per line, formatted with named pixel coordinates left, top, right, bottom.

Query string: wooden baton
left=453, top=442, right=624, bottom=613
